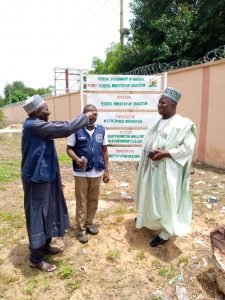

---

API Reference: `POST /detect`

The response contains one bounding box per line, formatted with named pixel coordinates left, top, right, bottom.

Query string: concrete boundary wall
left=2, top=59, right=225, bottom=168
left=168, top=59, right=225, bottom=168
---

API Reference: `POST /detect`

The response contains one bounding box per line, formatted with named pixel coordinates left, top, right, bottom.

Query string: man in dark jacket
left=22, top=95, right=96, bottom=271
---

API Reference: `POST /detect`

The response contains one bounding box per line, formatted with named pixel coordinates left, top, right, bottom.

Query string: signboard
left=108, top=147, right=141, bottom=161
left=87, top=93, right=160, bottom=110
left=83, top=72, right=167, bottom=161
left=107, top=129, right=146, bottom=145
left=86, top=75, right=161, bottom=91
left=98, top=111, right=159, bottom=128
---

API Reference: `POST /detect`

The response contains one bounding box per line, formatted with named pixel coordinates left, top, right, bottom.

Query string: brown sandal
left=45, top=246, right=62, bottom=255
left=30, top=260, right=56, bottom=272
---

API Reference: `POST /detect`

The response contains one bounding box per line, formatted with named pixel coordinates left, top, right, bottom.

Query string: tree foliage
left=92, top=43, right=127, bottom=74
left=91, top=43, right=139, bottom=74
left=91, top=0, right=225, bottom=74
left=0, top=96, right=7, bottom=108
left=191, top=0, right=225, bottom=58
left=1, top=81, right=52, bottom=106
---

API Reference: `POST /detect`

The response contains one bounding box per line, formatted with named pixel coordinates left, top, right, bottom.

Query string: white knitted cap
left=23, top=95, right=45, bottom=114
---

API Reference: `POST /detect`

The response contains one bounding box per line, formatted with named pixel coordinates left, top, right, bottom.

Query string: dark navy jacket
left=72, top=125, right=105, bottom=172
left=22, top=118, right=58, bottom=182
left=21, top=115, right=88, bottom=183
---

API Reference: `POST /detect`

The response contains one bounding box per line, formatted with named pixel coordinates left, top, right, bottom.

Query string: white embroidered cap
left=162, top=87, right=181, bottom=103
left=23, top=95, right=45, bottom=114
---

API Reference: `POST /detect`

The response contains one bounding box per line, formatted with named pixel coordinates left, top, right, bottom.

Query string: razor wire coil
left=125, top=45, right=225, bottom=75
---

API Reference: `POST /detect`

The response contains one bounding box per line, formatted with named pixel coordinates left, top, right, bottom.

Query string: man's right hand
left=85, top=111, right=97, bottom=122
left=75, top=157, right=86, bottom=169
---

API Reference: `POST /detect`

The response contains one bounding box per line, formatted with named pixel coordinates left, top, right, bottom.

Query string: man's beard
left=88, top=121, right=96, bottom=126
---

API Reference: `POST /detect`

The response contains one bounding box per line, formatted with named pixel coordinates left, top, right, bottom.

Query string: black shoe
left=150, top=236, right=168, bottom=247
left=86, top=227, right=99, bottom=235
left=78, top=233, right=88, bottom=244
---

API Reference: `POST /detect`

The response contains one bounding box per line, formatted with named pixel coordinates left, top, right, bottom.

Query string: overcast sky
left=0, top=0, right=132, bottom=96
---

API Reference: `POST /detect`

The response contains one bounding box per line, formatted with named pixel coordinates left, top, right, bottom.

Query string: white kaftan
left=135, top=114, right=197, bottom=237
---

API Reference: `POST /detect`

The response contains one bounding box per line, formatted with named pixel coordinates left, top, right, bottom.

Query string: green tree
left=191, top=0, right=225, bottom=58
left=3, top=81, right=52, bottom=105
left=4, top=81, right=27, bottom=104
left=91, top=0, right=225, bottom=74
left=120, top=0, right=196, bottom=66
left=35, top=87, right=52, bottom=96
left=91, top=57, right=106, bottom=74
left=92, top=43, right=129, bottom=74
left=0, top=96, right=7, bottom=107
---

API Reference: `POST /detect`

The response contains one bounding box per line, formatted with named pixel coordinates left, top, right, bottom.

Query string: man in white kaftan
left=135, top=87, right=197, bottom=247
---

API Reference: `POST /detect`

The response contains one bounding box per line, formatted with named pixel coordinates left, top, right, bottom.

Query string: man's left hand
left=103, top=171, right=109, bottom=183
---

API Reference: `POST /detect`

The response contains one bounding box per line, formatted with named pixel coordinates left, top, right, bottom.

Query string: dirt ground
left=0, top=135, right=225, bottom=300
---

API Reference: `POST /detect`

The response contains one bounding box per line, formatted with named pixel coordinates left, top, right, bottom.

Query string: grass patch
left=0, top=212, right=24, bottom=228
left=0, top=212, right=14, bottom=222
left=135, top=250, right=146, bottom=261
left=0, top=272, right=18, bottom=284
left=0, top=272, right=18, bottom=294
left=58, top=153, right=72, bottom=165
left=58, top=265, right=74, bottom=279
left=66, top=279, right=80, bottom=293
left=24, top=278, right=38, bottom=295
left=43, top=280, right=51, bottom=291
left=178, top=256, right=189, bottom=265
left=56, top=259, right=80, bottom=293
left=151, top=259, right=161, bottom=270
left=113, top=206, right=127, bottom=215
left=57, top=260, right=75, bottom=279
left=0, top=160, right=20, bottom=183
left=114, top=215, right=125, bottom=224
left=128, top=206, right=137, bottom=213
left=106, top=249, right=121, bottom=262
left=158, top=266, right=175, bottom=279
left=97, top=210, right=111, bottom=219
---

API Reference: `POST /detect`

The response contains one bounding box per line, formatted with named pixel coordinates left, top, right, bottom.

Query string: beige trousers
left=75, top=176, right=102, bottom=235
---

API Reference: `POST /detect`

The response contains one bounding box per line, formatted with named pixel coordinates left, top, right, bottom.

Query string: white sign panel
left=86, top=75, right=161, bottom=91
left=108, top=129, right=146, bottom=145
left=98, top=111, right=159, bottom=128
left=108, top=147, right=141, bottom=161
left=87, top=93, right=160, bottom=110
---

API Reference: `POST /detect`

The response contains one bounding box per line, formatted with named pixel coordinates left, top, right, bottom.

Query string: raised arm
left=32, top=112, right=97, bottom=140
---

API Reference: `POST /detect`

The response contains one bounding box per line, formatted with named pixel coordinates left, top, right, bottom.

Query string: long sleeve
left=32, top=114, right=89, bottom=140
left=168, top=125, right=197, bottom=166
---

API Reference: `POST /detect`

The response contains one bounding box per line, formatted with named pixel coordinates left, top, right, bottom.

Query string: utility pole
left=120, top=0, right=124, bottom=46
left=65, top=68, right=69, bottom=94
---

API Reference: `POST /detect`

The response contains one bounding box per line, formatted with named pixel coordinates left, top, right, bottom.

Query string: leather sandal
left=30, top=260, right=56, bottom=272
left=44, top=246, right=62, bottom=255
